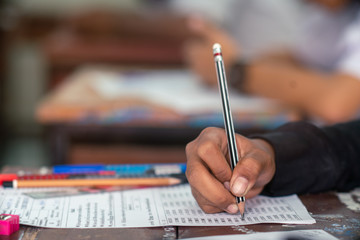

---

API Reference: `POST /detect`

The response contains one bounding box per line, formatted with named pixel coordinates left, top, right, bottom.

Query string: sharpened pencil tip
left=169, top=177, right=182, bottom=185
left=238, top=201, right=245, bottom=220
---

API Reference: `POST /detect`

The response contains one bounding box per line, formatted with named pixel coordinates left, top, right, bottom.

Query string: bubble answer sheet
left=0, top=184, right=315, bottom=228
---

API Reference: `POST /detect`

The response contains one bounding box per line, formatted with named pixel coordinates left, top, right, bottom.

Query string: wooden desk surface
left=2, top=167, right=360, bottom=239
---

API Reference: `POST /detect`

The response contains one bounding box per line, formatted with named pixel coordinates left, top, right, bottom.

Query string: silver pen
left=213, top=43, right=245, bottom=218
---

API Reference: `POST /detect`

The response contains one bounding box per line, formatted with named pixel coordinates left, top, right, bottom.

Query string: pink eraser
left=0, top=214, right=19, bottom=235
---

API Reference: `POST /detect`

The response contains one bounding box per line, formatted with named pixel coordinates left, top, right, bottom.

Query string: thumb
left=229, top=157, right=262, bottom=197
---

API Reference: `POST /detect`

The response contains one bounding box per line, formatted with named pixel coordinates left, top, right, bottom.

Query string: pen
left=213, top=43, right=245, bottom=219
left=2, top=177, right=182, bottom=188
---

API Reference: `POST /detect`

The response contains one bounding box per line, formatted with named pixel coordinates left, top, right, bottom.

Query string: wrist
left=228, top=60, right=248, bottom=93
left=252, top=139, right=275, bottom=160
left=251, top=138, right=276, bottom=181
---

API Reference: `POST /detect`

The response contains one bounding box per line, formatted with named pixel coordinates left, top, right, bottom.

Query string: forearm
left=251, top=120, right=360, bottom=196
left=244, top=57, right=329, bottom=110
left=240, top=57, right=360, bottom=123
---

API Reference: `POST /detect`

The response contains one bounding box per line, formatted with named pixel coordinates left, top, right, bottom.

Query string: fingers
left=183, top=39, right=217, bottom=86
left=186, top=128, right=232, bottom=182
left=196, top=140, right=232, bottom=182
left=185, top=127, right=275, bottom=214
left=186, top=127, right=239, bottom=213
left=185, top=15, right=238, bottom=58
left=190, top=187, right=222, bottom=213
left=246, top=186, right=265, bottom=199
left=230, top=138, right=275, bottom=198
left=186, top=15, right=221, bottom=41
left=230, top=156, right=262, bottom=197
left=186, top=160, right=239, bottom=214
left=183, top=15, right=238, bottom=86
left=190, top=184, right=239, bottom=214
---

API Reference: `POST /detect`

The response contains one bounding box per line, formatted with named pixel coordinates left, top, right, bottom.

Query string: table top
left=36, top=67, right=296, bottom=129
left=2, top=166, right=359, bottom=240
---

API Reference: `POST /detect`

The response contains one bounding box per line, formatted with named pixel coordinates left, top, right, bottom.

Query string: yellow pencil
left=3, top=177, right=182, bottom=188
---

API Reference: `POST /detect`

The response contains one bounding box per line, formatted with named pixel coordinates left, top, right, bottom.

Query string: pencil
left=213, top=43, right=245, bottom=219
left=2, top=177, right=182, bottom=188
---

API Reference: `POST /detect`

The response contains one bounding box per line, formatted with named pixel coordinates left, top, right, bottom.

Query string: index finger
left=186, top=159, right=238, bottom=213
left=187, top=128, right=233, bottom=183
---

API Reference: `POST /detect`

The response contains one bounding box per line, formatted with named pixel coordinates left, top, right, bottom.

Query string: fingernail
left=223, top=181, right=230, bottom=191
left=225, top=203, right=238, bottom=214
left=232, top=177, right=248, bottom=196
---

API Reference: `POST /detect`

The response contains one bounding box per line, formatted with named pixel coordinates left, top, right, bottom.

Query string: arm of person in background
left=243, top=57, right=360, bottom=124
left=183, top=16, right=238, bottom=87
left=183, top=17, right=360, bottom=124
left=185, top=120, right=360, bottom=214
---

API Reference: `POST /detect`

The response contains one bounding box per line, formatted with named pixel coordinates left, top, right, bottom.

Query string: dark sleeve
left=251, top=120, right=360, bottom=196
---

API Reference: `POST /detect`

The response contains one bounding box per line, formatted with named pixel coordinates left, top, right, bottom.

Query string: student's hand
left=185, top=127, right=276, bottom=214
left=183, top=15, right=238, bottom=86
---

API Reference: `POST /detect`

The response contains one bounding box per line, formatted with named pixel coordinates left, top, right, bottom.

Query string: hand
left=185, top=127, right=275, bottom=214
left=183, top=15, right=238, bottom=86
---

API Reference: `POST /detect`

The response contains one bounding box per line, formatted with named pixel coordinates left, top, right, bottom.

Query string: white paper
left=182, top=229, right=338, bottom=240
left=0, top=184, right=315, bottom=228
left=89, top=69, right=279, bottom=115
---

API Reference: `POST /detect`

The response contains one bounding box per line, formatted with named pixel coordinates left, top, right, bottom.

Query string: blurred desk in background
left=36, top=67, right=298, bottom=165
left=42, top=10, right=190, bottom=89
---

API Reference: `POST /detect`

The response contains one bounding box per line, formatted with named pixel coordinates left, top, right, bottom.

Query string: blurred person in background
left=183, top=0, right=360, bottom=124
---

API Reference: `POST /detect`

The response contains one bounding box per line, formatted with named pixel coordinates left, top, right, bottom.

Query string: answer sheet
left=0, top=184, right=315, bottom=228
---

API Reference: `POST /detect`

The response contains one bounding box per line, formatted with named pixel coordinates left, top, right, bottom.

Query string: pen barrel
left=214, top=59, right=239, bottom=170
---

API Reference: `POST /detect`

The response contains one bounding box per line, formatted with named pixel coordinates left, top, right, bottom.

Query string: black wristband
left=228, top=60, right=247, bottom=93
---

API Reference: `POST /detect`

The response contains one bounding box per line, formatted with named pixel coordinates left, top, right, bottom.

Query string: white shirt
left=294, top=3, right=360, bottom=79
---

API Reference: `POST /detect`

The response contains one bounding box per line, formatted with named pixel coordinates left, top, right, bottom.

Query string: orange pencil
left=3, top=177, right=182, bottom=188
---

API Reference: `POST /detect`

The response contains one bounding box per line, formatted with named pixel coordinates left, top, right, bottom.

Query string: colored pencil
left=3, top=177, right=182, bottom=188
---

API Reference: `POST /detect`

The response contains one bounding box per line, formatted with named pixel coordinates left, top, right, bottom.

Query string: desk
left=2, top=166, right=360, bottom=240
left=42, top=10, right=190, bottom=90
left=37, top=67, right=296, bottom=165
left=45, top=123, right=272, bottom=165
left=45, top=124, right=198, bottom=165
